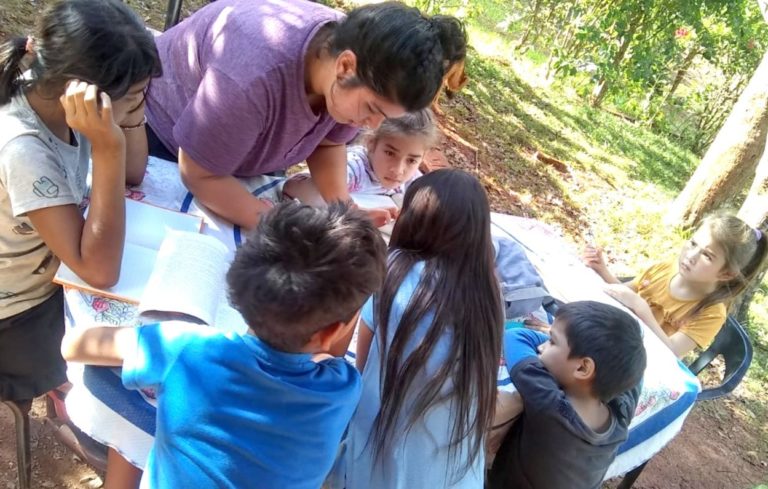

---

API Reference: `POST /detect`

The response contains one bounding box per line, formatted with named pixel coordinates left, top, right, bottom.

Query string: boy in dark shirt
left=488, top=301, right=647, bottom=489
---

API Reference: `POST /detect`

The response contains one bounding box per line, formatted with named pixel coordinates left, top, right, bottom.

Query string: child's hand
left=523, top=316, right=551, bottom=334
left=604, top=284, right=645, bottom=313
left=60, top=80, right=124, bottom=152
left=582, top=245, right=608, bottom=273
left=365, top=207, right=399, bottom=227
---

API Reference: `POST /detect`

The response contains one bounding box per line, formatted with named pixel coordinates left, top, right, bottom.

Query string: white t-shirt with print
left=0, top=93, right=90, bottom=318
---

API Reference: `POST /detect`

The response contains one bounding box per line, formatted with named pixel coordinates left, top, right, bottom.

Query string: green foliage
left=441, top=0, right=768, bottom=155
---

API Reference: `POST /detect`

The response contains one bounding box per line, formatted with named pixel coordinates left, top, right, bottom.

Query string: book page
left=138, top=231, right=230, bottom=325
left=125, top=199, right=203, bottom=249
left=54, top=199, right=204, bottom=302
left=350, top=193, right=398, bottom=210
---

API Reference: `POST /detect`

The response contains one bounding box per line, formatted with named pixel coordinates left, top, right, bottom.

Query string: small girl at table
left=284, top=109, right=439, bottom=224
left=584, top=213, right=768, bottom=358
left=331, top=169, right=503, bottom=488
left=0, top=0, right=160, bottom=469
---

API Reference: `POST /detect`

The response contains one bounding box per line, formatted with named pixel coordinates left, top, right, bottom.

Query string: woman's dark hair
left=327, top=1, right=467, bottom=111
left=0, top=0, right=162, bottom=105
left=371, top=169, right=503, bottom=479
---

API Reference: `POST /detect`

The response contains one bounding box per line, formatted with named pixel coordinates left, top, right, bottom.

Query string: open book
left=54, top=199, right=204, bottom=303
left=137, top=231, right=249, bottom=334
left=350, top=192, right=402, bottom=240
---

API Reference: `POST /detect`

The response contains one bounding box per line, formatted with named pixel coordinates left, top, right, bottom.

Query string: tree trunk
left=515, top=0, right=543, bottom=50
left=650, top=47, right=700, bottom=121
left=591, top=12, right=643, bottom=108
left=665, top=50, right=768, bottom=228
left=733, top=147, right=768, bottom=321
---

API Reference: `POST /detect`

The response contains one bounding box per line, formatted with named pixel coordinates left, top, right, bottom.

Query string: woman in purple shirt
left=145, top=0, right=466, bottom=229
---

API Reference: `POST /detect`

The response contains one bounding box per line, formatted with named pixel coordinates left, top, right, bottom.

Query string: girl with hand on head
left=584, top=214, right=768, bottom=358
left=332, top=169, right=504, bottom=488
left=144, top=0, right=466, bottom=229
left=0, top=0, right=160, bottom=486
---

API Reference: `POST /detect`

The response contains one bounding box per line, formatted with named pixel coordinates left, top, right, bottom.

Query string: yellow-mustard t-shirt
left=631, top=261, right=726, bottom=348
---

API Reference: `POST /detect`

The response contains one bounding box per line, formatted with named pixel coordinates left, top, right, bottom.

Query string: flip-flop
left=44, top=390, right=108, bottom=473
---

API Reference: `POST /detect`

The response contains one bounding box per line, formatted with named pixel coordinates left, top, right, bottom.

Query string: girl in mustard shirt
left=584, top=214, right=767, bottom=358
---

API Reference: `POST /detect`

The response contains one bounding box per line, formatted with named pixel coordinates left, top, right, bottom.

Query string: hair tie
left=25, top=36, right=35, bottom=55
left=755, top=228, right=762, bottom=242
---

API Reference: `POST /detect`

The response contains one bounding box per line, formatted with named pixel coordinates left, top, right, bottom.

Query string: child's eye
left=384, top=150, right=395, bottom=157
left=407, top=158, right=418, bottom=166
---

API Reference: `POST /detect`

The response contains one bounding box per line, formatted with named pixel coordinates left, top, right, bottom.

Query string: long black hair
left=325, top=1, right=467, bottom=111
left=0, top=0, right=161, bottom=105
left=371, top=169, right=503, bottom=478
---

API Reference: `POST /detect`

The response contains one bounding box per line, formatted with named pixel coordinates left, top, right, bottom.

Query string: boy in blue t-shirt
left=487, top=301, right=647, bottom=489
left=62, top=202, right=387, bottom=489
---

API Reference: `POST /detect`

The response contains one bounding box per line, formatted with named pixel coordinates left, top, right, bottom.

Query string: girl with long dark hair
left=333, top=169, right=503, bottom=488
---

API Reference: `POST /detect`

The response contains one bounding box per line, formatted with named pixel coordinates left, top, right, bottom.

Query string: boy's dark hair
left=227, top=201, right=387, bottom=352
left=0, top=0, right=162, bottom=104
left=325, top=1, right=467, bottom=111
left=557, top=301, right=646, bottom=402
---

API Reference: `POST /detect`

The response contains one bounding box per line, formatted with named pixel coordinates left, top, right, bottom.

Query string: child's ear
left=573, top=357, right=596, bottom=382
left=717, top=266, right=738, bottom=281
left=306, top=321, right=346, bottom=353
left=305, top=310, right=361, bottom=355
left=335, top=50, right=358, bottom=81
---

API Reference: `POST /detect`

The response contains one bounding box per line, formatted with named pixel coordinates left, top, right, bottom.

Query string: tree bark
left=665, top=50, right=768, bottom=228
left=733, top=148, right=768, bottom=321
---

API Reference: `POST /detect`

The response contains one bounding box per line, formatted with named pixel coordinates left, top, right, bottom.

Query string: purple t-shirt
left=145, top=0, right=359, bottom=177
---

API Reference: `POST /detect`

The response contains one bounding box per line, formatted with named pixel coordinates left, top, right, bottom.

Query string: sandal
left=44, top=389, right=108, bottom=473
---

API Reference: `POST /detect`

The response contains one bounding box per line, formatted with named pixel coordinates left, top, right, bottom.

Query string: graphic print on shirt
left=32, top=176, right=60, bottom=198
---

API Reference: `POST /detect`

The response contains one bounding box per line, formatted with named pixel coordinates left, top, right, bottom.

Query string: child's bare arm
left=355, top=320, right=375, bottom=373
left=603, top=285, right=696, bottom=357
left=486, top=390, right=523, bottom=465
left=61, top=326, right=135, bottom=366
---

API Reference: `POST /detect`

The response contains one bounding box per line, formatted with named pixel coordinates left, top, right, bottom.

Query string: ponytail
left=329, top=2, right=467, bottom=111
left=0, top=37, right=29, bottom=105
left=740, top=228, right=768, bottom=284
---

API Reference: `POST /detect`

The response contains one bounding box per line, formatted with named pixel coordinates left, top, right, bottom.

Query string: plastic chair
left=687, top=316, right=754, bottom=401
left=616, top=315, right=754, bottom=489
left=1, top=400, right=32, bottom=489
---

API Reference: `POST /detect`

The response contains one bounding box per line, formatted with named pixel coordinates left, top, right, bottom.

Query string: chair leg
left=616, top=461, right=648, bottom=489
left=4, top=400, right=32, bottom=489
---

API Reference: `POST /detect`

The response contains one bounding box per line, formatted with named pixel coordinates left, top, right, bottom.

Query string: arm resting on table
left=62, top=326, right=136, bottom=367
left=178, top=148, right=273, bottom=230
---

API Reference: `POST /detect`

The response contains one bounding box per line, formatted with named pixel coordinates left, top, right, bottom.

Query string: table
left=64, top=157, right=700, bottom=480
left=490, top=213, right=700, bottom=479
